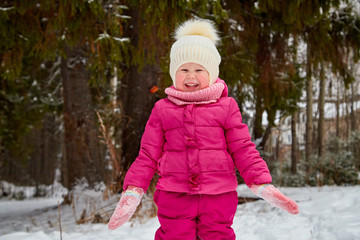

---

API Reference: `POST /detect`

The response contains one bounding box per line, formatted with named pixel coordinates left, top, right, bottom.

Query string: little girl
left=108, top=18, right=299, bottom=239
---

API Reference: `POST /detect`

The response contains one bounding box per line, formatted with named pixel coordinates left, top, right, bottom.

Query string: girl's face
left=175, top=62, right=209, bottom=92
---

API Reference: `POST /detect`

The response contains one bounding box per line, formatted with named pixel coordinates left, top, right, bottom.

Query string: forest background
left=1, top=0, right=360, bottom=212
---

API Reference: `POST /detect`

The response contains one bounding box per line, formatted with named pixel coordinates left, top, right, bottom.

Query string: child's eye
left=180, top=69, right=188, bottom=72
left=196, top=69, right=203, bottom=72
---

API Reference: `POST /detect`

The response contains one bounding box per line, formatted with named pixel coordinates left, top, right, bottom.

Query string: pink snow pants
left=153, top=190, right=238, bottom=240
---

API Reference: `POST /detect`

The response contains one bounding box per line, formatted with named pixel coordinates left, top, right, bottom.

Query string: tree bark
left=291, top=111, right=298, bottom=174
left=253, top=90, right=264, bottom=144
left=350, top=83, right=356, bottom=132
left=318, top=64, right=325, bottom=158
left=120, top=64, right=159, bottom=173
left=258, top=109, right=275, bottom=150
left=61, top=44, right=103, bottom=189
left=336, top=79, right=340, bottom=137
left=345, top=89, right=350, bottom=138
left=120, top=10, right=159, bottom=186
left=29, top=114, right=59, bottom=186
left=305, top=45, right=313, bottom=171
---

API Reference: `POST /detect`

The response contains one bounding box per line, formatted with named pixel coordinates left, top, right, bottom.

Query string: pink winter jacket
left=123, top=79, right=272, bottom=194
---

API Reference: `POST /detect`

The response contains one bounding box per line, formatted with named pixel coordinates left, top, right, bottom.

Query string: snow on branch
left=0, top=7, right=14, bottom=11
left=95, top=32, right=130, bottom=43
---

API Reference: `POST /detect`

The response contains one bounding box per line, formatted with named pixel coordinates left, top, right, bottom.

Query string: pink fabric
left=250, top=184, right=299, bottom=214
left=154, top=190, right=238, bottom=240
left=165, top=82, right=225, bottom=105
left=107, top=186, right=144, bottom=230
left=123, top=78, right=272, bottom=194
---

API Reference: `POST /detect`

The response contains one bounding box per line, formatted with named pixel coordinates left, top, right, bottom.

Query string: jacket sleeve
left=123, top=102, right=165, bottom=192
left=224, top=98, right=272, bottom=186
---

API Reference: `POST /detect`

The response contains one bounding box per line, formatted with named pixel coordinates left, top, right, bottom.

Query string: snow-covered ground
left=0, top=184, right=359, bottom=240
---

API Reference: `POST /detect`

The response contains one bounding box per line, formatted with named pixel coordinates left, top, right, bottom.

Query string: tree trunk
left=29, top=114, right=59, bottom=186
left=336, top=78, right=340, bottom=138
left=305, top=45, right=313, bottom=172
left=253, top=90, right=264, bottom=144
left=259, top=109, right=275, bottom=150
left=345, top=88, right=350, bottom=138
left=318, top=64, right=325, bottom=158
left=275, top=131, right=281, bottom=161
left=120, top=10, right=159, bottom=186
left=350, top=83, right=356, bottom=132
left=61, top=44, right=103, bottom=189
left=291, top=111, right=298, bottom=174
left=120, top=64, right=159, bottom=173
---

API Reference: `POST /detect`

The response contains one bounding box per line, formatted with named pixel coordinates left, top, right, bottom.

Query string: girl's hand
left=108, top=186, right=144, bottom=230
left=249, top=184, right=299, bottom=215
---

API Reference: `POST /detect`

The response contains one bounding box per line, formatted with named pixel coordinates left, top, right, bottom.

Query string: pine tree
left=303, top=1, right=360, bottom=168
left=0, top=0, right=128, bottom=189
left=221, top=0, right=305, bottom=149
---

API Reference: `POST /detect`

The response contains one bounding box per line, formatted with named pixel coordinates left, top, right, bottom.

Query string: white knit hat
left=169, top=18, right=221, bottom=88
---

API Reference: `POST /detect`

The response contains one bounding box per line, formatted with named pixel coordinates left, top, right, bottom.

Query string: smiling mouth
left=185, top=83, right=199, bottom=87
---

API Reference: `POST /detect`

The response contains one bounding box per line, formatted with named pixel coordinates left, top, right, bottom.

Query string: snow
left=95, top=32, right=130, bottom=43
left=113, top=37, right=130, bottom=42
left=0, top=184, right=360, bottom=240
left=0, top=7, right=14, bottom=11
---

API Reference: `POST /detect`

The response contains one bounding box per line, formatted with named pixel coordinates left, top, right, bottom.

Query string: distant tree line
left=0, top=0, right=359, bottom=195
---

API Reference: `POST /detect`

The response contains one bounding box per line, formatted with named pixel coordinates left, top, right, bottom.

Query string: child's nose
left=188, top=72, right=196, bottom=78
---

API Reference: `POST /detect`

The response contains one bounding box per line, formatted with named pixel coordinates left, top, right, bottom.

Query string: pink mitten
left=108, top=186, right=144, bottom=230
left=250, top=184, right=299, bottom=215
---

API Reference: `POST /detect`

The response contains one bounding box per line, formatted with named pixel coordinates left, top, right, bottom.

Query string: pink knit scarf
left=165, top=82, right=225, bottom=105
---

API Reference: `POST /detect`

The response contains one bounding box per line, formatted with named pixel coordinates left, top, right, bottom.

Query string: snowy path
left=0, top=185, right=359, bottom=240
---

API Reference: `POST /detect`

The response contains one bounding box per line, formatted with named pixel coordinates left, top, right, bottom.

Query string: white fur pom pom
left=174, top=18, right=220, bottom=45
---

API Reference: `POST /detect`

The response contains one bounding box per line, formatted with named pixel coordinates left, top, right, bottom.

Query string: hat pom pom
left=174, top=18, right=220, bottom=45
